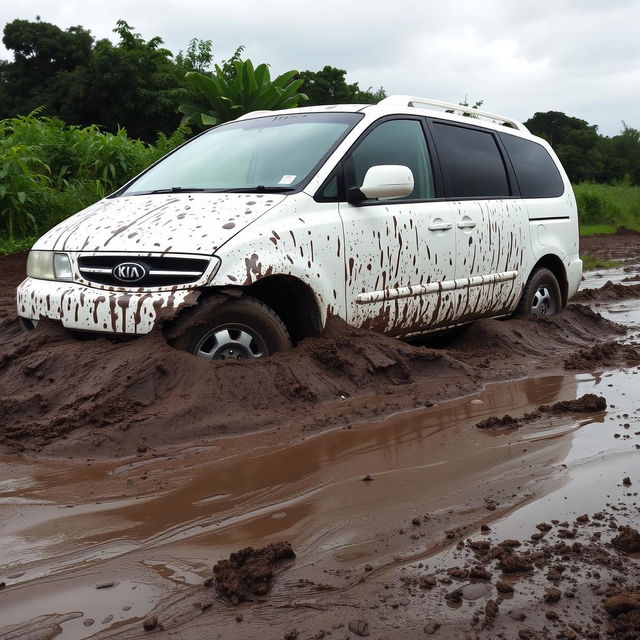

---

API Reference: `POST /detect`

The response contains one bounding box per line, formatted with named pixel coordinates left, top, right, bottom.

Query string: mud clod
left=540, top=393, right=607, bottom=414
left=544, top=587, right=562, bottom=603
left=498, top=552, right=533, bottom=573
left=423, top=619, right=441, bottom=634
left=475, top=414, right=521, bottom=430
left=611, top=526, right=640, bottom=553
left=142, top=616, right=158, bottom=631
left=347, top=619, right=370, bottom=636
left=496, top=580, right=514, bottom=594
left=603, top=593, right=640, bottom=616
left=212, top=542, right=296, bottom=604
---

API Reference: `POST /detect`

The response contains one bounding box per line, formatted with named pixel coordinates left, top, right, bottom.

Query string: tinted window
left=349, top=119, right=435, bottom=200
left=432, top=123, right=510, bottom=198
left=500, top=133, right=564, bottom=198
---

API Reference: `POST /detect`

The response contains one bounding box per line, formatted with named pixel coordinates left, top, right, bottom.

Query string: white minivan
left=17, top=96, right=582, bottom=359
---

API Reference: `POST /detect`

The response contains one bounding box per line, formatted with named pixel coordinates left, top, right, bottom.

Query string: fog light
left=53, top=253, right=72, bottom=281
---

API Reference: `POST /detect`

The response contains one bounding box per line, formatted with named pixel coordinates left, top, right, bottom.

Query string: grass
left=579, top=224, right=619, bottom=236
left=574, top=182, right=640, bottom=235
left=580, top=254, right=623, bottom=271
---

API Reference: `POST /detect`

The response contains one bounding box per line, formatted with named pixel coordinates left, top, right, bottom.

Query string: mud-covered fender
left=208, top=195, right=345, bottom=328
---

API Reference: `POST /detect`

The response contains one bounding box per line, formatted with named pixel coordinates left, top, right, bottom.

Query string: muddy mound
left=449, top=304, right=625, bottom=360
left=0, top=317, right=471, bottom=452
left=540, top=393, right=607, bottom=414
left=573, top=280, right=640, bottom=302
left=0, top=297, right=629, bottom=456
left=564, top=341, right=640, bottom=370
left=475, top=394, right=607, bottom=430
left=211, top=542, right=295, bottom=604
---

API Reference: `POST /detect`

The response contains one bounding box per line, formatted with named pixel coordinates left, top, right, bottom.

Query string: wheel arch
left=244, top=275, right=323, bottom=345
left=528, top=254, right=569, bottom=307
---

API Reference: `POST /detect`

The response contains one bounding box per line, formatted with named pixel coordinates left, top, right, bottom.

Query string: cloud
left=1, top=0, right=637, bottom=135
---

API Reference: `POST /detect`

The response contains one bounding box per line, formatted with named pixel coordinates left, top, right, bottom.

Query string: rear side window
left=500, top=133, right=565, bottom=198
left=349, top=119, right=435, bottom=200
left=432, top=122, right=510, bottom=198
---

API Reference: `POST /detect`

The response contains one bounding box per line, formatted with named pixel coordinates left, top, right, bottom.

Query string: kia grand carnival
left=17, top=96, right=582, bottom=359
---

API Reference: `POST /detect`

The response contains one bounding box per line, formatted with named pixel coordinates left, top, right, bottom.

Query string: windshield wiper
left=142, top=187, right=207, bottom=194
left=224, top=186, right=297, bottom=193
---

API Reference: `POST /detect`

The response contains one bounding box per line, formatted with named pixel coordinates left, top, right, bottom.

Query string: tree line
left=0, top=18, right=383, bottom=141
left=0, top=17, right=638, bottom=187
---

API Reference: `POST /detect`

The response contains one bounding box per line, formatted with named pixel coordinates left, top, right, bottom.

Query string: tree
left=298, top=66, right=385, bottom=105
left=0, top=18, right=93, bottom=121
left=82, top=21, right=184, bottom=140
left=175, top=38, right=213, bottom=73
left=179, top=58, right=307, bottom=128
left=604, top=124, right=640, bottom=184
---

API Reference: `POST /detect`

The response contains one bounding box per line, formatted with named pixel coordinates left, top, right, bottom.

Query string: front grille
left=77, top=255, right=210, bottom=287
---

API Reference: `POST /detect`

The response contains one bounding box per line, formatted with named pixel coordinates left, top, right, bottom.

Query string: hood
left=34, top=192, right=287, bottom=254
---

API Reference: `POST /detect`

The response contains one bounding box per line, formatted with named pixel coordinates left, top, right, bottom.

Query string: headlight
left=27, top=251, right=73, bottom=281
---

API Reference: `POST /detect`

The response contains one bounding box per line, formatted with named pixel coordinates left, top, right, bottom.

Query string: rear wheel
left=515, top=268, right=562, bottom=317
left=171, top=296, right=291, bottom=360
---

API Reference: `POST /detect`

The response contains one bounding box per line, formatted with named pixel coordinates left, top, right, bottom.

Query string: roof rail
left=378, top=95, right=528, bottom=132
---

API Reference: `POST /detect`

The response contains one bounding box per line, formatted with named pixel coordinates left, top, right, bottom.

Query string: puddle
left=581, top=266, right=637, bottom=289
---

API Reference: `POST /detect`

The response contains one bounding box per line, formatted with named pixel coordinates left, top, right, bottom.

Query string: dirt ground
left=0, top=231, right=639, bottom=640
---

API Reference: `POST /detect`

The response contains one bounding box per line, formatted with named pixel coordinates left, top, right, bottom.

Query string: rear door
left=429, top=120, right=527, bottom=320
left=337, top=117, right=457, bottom=335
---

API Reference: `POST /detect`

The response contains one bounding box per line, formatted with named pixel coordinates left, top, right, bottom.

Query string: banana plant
left=179, top=58, right=308, bottom=128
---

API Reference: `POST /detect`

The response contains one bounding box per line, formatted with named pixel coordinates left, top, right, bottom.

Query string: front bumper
left=17, top=277, right=198, bottom=335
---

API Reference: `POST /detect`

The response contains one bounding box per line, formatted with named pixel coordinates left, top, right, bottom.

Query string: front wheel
left=171, top=296, right=291, bottom=360
left=515, top=268, right=562, bottom=317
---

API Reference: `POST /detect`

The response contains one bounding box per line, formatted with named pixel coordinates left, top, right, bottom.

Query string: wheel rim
left=194, top=324, right=268, bottom=360
left=531, top=285, right=557, bottom=317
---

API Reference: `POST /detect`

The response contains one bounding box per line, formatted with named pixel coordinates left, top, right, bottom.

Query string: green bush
left=0, top=111, right=187, bottom=241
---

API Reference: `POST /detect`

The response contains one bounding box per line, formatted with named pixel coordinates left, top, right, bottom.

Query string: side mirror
left=348, top=165, right=415, bottom=204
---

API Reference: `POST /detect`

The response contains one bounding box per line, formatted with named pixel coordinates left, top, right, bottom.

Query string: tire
left=171, top=295, right=291, bottom=360
left=515, top=268, right=562, bottom=317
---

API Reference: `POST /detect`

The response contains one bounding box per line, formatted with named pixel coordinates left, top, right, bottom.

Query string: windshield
left=120, top=112, right=362, bottom=196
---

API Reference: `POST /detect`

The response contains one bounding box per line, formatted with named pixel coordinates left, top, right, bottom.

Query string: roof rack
left=378, top=95, right=528, bottom=132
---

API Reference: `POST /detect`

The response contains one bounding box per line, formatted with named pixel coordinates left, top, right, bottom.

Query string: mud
left=573, top=280, right=640, bottom=302
left=612, top=526, right=640, bottom=554
left=211, top=542, right=296, bottom=604
left=580, top=227, right=640, bottom=263
left=564, top=340, right=640, bottom=370
left=1, top=233, right=640, bottom=640
left=475, top=393, right=608, bottom=430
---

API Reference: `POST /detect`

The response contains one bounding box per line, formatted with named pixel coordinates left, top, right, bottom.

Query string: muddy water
left=581, top=266, right=639, bottom=289
left=1, top=362, right=638, bottom=639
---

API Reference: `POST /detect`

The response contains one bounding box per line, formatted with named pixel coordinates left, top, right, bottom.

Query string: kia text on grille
left=113, top=263, right=145, bottom=281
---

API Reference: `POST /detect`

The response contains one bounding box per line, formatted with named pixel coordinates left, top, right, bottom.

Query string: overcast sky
left=1, top=0, right=638, bottom=136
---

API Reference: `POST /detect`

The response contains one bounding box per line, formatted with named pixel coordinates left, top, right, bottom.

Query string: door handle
left=428, top=222, right=452, bottom=231
left=457, top=220, right=477, bottom=229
